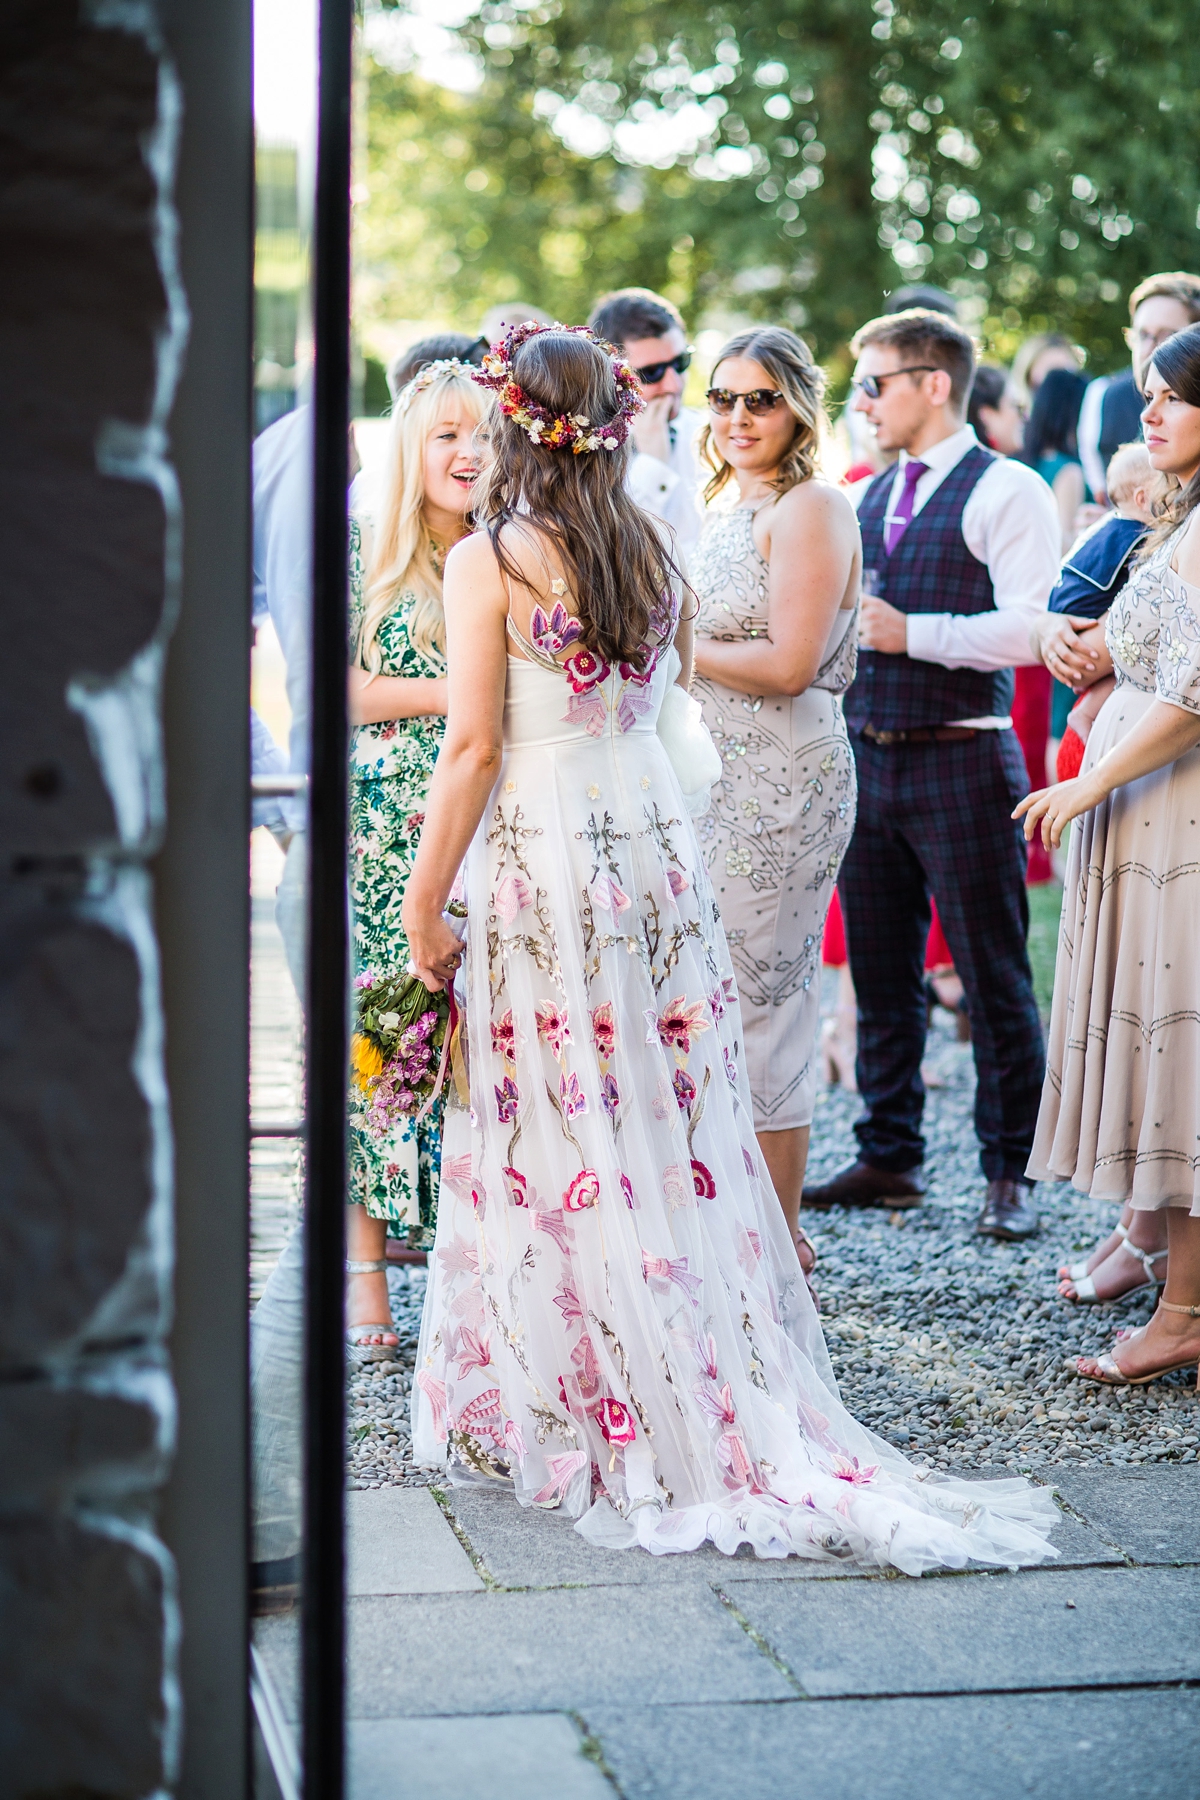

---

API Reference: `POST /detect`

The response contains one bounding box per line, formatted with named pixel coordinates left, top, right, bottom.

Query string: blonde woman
left=690, top=328, right=861, bottom=1266
left=345, top=360, right=483, bottom=1359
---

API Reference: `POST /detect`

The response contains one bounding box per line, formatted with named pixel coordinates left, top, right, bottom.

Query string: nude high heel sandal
left=1077, top=1300, right=1200, bottom=1387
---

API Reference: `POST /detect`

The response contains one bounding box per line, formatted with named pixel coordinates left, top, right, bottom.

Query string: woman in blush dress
left=400, top=321, right=1056, bottom=1570
left=1020, top=325, right=1200, bottom=1389
left=344, top=360, right=484, bottom=1360
left=689, top=328, right=861, bottom=1265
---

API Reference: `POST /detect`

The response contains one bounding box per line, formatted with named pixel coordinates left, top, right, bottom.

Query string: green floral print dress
left=348, top=531, right=445, bottom=1245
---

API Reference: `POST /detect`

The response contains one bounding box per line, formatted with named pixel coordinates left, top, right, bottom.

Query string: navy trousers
left=838, top=729, right=1044, bottom=1183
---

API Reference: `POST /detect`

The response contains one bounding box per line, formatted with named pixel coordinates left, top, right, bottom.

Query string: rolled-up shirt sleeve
left=904, top=459, right=1061, bottom=672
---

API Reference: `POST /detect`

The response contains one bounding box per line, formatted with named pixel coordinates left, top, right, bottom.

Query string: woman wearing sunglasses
left=690, top=327, right=862, bottom=1272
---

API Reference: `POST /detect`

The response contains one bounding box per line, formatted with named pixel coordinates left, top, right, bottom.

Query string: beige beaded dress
left=1028, top=525, right=1200, bottom=1212
left=692, top=503, right=858, bottom=1132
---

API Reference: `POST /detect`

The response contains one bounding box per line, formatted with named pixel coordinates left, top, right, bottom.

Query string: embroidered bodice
left=1106, top=526, right=1200, bottom=715
left=692, top=504, right=858, bottom=694
left=503, top=589, right=681, bottom=743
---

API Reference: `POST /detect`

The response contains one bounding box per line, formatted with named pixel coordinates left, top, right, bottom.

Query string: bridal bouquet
left=351, top=907, right=466, bottom=1137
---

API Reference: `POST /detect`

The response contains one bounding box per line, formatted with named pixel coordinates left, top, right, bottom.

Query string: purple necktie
left=884, top=459, right=929, bottom=556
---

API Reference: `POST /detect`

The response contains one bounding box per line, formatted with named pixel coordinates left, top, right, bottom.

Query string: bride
left=403, top=321, right=1056, bottom=1571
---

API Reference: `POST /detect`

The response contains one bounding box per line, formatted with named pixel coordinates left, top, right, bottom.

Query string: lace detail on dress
left=1106, top=525, right=1200, bottom=712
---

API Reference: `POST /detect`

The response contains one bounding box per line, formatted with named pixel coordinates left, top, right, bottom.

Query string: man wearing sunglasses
left=802, top=309, right=1060, bottom=1244
left=588, top=286, right=705, bottom=556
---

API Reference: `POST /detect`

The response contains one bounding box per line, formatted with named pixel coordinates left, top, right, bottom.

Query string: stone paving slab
left=583, top=1688, right=1200, bottom=1800
left=723, top=1564, right=1200, bottom=1696
left=349, top=1713, right=611, bottom=1800
left=1045, top=1466, right=1200, bottom=1564
left=442, top=1482, right=1120, bottom=1588
left=440, top=1486, right=864, bottom=1587
left=345, top=1585, right=794, bottom=1717
left=348, top=1489, right=482, bottom=1596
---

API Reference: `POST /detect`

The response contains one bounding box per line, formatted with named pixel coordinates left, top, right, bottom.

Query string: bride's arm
left=402, top=533, right=508, bottom=987
left=691, top=482, right=859, bottom=696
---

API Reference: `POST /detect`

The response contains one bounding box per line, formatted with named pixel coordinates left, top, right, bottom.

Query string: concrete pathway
left=254, top=1466, right=1200, bottom=1799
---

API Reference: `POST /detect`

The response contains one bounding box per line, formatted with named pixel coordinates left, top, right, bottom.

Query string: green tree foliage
left=358, top=1, right=1200, bottom=377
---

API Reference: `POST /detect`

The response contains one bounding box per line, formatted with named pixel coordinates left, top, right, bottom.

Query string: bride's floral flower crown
left=472, top=320, right=644, bottom=454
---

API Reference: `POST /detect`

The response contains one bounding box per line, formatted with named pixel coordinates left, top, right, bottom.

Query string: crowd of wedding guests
left=252, top=265, right=1200, bottom=1447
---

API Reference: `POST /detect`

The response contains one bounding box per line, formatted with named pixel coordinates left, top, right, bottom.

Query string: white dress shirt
left=857, top=426, right=1060, bottom=726
left=626, top=406, right=706, bottom=561
left=1077, top=375, right=1112, bottom=501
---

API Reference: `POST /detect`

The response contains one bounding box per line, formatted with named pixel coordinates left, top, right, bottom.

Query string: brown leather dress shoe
left=801, top=1159, right=925, bottom=1210
left=975, top=1178, right=1039, bottom=1240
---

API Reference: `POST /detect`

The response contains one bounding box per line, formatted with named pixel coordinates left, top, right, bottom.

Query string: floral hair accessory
left=395, top=358, right=475, bottom=415
left=473, top=320, right=644, bottom=454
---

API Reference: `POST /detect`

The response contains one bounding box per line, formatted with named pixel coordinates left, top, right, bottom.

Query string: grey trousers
left=251, top=830, right=307, bottom=1565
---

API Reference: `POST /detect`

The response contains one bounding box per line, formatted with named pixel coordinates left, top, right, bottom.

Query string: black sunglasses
left=633, top=349, right=693, bottom=384
left=706, top=386, right=785, bottom=417
left=852, top=365, right=938, bottom=400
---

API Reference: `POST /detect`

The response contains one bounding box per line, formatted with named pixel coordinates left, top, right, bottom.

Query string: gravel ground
left=346, top=1004, right=1198, bottom=1490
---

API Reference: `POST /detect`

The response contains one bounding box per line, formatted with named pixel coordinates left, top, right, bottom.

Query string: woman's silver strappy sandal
left=1077, top=1300, right=1200, bottom=1386
left=346, top=1259, right=399, bottom=1363
left=1061, top=1228, right=1167, bottom=1304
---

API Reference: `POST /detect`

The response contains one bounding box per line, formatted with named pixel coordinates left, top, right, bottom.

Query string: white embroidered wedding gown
left=411, top=593, right=1057, bottom=1572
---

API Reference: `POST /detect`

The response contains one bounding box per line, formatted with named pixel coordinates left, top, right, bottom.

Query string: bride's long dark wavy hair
left=474, top=329, right=681, bottom=668
left=1142, top=323, right=1200, bottom=556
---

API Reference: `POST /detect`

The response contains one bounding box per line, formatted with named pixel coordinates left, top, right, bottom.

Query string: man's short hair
left=1127, top=271, right=1200, bottom=324
left=850, top=307, right=976, bottom=411
left=387, top=332, right=486, bottom=400
left=587, top=287, right=685, bottom=349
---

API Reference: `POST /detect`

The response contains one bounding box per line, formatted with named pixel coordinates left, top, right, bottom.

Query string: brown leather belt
left=860, top=724, right=978, bottom=746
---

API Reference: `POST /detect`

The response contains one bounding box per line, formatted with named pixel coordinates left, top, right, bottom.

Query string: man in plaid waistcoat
left=803, top=311, right=1060, bottom=1238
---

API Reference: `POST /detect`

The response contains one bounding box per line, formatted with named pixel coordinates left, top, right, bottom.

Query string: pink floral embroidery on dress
left=494, top=873, right=533, bottom=924
left=831, top=1455, right=879, bottom=1485
left=642, top=1250, right=702, bottom=1301
left=559, top=1071, right=588, bottom=1117
left=563, top=1167, right=600, bottom=1210
left=564, top=645, right=610, bottom=692
left=690, top=1158, right=716, bottom=1199
left=452, top=1327, right=493, bottom=1376
left=528, top=601, right=583, bottom=657
left=530, top=1450, right=588, bottom=1508
left=590, top=1002, right=616, bottom=1059
left=647, top=995, right=710, bottom=1055
left=503, top=1165, right=529, bottom=1206
left=668, top=868, right=690, bottom=897
left=595, top=1397, right=637, bottom=1446
left=553, top=1277, right=584, bottom=1326
left=495, top=1075, right=520, bottom=1123
left=491, top=1010, right=517, bottom=1060
left=535, top=1001, right=572, bottom=1057
left=415, top=1370, right=447, bottom=1439
left=673, top=1068, right=697, bottom=1112
left=619, top=1171, right=638, bottom=1210
left=591, top=874, right=631, bottom=915
left=601, top=1072, right=620, bottom=1119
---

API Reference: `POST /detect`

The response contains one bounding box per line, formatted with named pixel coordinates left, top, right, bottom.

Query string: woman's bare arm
left=401, top=533, right=509, bottom=986
left=691, top=482, right=859, bottom=697
left=1015, top=699, right=1200, bottom=847
left=348, top=670, right=447, bottom=724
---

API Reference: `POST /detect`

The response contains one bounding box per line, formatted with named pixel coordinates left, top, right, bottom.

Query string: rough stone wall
left=0, top=1, right=187, bottom=1792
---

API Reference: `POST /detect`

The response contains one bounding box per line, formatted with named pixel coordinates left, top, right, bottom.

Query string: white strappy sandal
left=346, top=1259, right=399, bottom=1364
left=1060, top=1226, right=1167, bottom=1304
left=1077, top=1299, right=1200, bottom=1387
